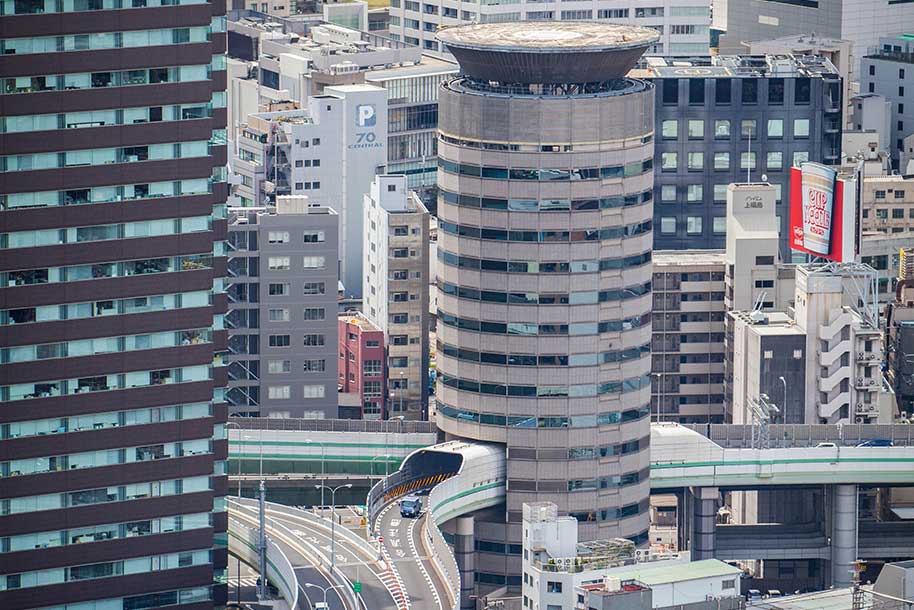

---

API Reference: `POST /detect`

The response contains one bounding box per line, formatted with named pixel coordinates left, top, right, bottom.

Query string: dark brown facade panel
left=1, top=342, right=215, bottom=385
left=0, top=492, right=216, bottom=537
left=0, top=231, right=216, bottom=273
left=2, top=417, right=216, bottom=461
left=1, top=381, right=216, bottom=424
left=0, top=453, right=216, bottom=498
left=0, top=194, right=217, bottom=233
left=0, top=117, right=216, bottom=156
left=211, top=69, right=226, bottom=94
left=0, top=4, right=214, bottom=38
left=0, top=156, right=219, bottom=195
left=0, top=43, right=215, bottom=79
left=0, top=270, right=215, bottom=310
left=2, top=528, right=215, bottom=574
left=210, top=31, right=227, bottom=54
left=0, top=81, right=216, bottom=117
left=0, top=565, right=214, bottom=610
left=0, top=306, right=214, bottom=348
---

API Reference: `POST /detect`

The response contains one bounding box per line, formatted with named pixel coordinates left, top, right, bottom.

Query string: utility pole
left=258, top=479, right=267, bottom=600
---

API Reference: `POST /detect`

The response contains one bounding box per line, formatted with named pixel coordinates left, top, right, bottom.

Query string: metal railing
left=229, top=416, right=437, bottom=434
left=683, top=423, right=914, bottom=447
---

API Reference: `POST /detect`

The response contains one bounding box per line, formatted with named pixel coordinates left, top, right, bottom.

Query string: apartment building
left=638, top=54, right=842, bottom=255
left=0, top=0, right=229, bottom=607
left=389, top=1, right=712, bottom=56
left=860, top=35, right=914, bottom=168
left=338, top=312, right=387, bottom=419
left=861, top=173, right=914, bottom=234
left=652, top=252, right=727, bottom=424
left=232, top=85, right=388, bottom=297
left=363, top=175, right=430, bottom=420
left=226, top=198, right=340, bottom=417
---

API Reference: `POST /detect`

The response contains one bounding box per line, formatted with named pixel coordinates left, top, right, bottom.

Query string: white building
left=233, top=84, right=388, bottom=297
left=522, top=502, right=743, bottom=610
left=389, top=1, right=712, bottom=56
left=363, top=175, right=431, bottom=419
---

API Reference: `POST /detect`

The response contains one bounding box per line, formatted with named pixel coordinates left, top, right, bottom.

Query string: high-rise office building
left=225, top=197, right=340, bottom=417
left=390, top=1, right=712, bottom=56
left=637, top=54, right=842, bottom=255
left=434, top=22, right=657, bottom=582
left=860, top=35, right=914, bottom=169
left=363, top=174, right=430, bottom=420
left=0, top=1, right=229, bottom=607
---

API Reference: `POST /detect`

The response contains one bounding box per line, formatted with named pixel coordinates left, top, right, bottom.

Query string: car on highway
left=815, top=442, right=838, bottom=448
left=400, top=496, right=422, bottom=518
left=857, top=439, right=894, bottom=447
left=746, top=589, right=762, bottom=602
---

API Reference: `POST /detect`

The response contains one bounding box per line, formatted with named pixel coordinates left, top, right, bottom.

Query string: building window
left=714, top=119, right=730, bottom=138
left=268, top=256, right=290, bottom=270
left=303, top=230, right=325, bottom=243
left=268, top=283, right=289, bottom=296
left=715, top=79, right=731, bottom=105
left=267, top=359, right=290, bottom=374
left=303, top=385, right=325, bottom=399
left=741, top=152, right=757, bottom=170
left=713, top=217, right=726, bottom=234
left=687, top=184, right=703, bottom=201
left=741, top=119, right=756, bottom=138
left=546, top=581, right=562, bottom=593
left=268, top=308, right=289, bottom=322
left=661, top=184, right=677, bottom=201
left=268, top=385, right=290, bottom=400
left=364, top=360, right=382, bottom=376
left=268, top=335, right=290, bottom=347
left=303, top=334, right=325, bottom=346
left=689, top=79, right=705, bottom=105
left=661, top=119, right=678, bottom=139
left=661, top=152, right=677, bottom=171
left=687, top=119, right=704, bottom=138
left=714, top=184, right=728, bottom=202
left=303, top=307, right=325, bottom=321
left=895, top=190, right=906, bottom=199
left=756, top=256, right=774, bottom=266
left=875, top=190, right=886, bottom=200
left=687, top=216, right=702, bottom=235
left=742, top=79, right=758, bottom=104
left=268, top=231, right=289, bottom=243
left=303, top=359, right=325, bottom=372
left=389, top=356, right=408, bottom=368
left=389, top=313, right=409, bottom=324
left=794, top=119, right=810, bottom=138
left=767, top=151, right=783, bottom=170
left=303, top=282, right=325, bottom=295
left=767, top=119, right=783, bottom=138
left=302, top=256, right=325, bottom=269
left=793, top=151, right=809, bottom=166
left=687, top=152, right=704, bottom=170
left=660, top=217, right=676, bottom=234
left=713, top=152, right=730, bottom=170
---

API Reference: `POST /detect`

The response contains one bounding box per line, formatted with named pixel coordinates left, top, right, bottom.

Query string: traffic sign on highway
left=353, top=582, right=362, bottom=593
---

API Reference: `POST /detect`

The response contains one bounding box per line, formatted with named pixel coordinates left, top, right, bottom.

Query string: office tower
left=651, top=251, right=727, bottom=424
left=0, top=0, right=229, bottom=607
left=231, top=85, right=387, bottom=297
left=639, top=54, right=842, bottom=255
left=434, top=22, right=657, bottom=581
left=363, top=175, right=430, bottom=420
left=389, top=1, right=712, bottom=56
left=226, top=197, right=340, bottom=417
left=885, top=256, right=914, bottom=416
left=860, top=36, right=914, bottom=169
left=717, top=0, right=914, bottom=82
left=338, top=311, right=388, bottom=419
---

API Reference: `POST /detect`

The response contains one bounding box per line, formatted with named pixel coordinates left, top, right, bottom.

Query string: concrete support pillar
left=455, top=516, right=475, bottom=609
left=831, top=484, right=858, bottom=588
left=690, top=486, right=719, bottom=560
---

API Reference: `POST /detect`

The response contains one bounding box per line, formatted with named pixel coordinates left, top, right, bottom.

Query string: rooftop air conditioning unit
left=856, top=416, right=865, bottom=423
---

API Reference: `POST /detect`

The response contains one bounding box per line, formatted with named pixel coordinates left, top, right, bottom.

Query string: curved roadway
left=233, top=501, right=399, bottom=610
left=376, top=499, right=450, bottom=610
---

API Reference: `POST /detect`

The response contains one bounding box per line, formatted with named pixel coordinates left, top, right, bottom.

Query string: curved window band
left=438, top=371, right=651, bottom=398
left=437, top=248, right=651, bottom=273
left=438, top=310, right=651, bottom=336
left=437, top=401, right=650, bottom=427
left=438, top=187, right=652, bottom=212
left=439, top=218, right=652, bottom=243
left=437, top=280, right=651, bottom=306
left=438, top=157, right=653, bottom=181
left=436, top=340, right=650, bottom=367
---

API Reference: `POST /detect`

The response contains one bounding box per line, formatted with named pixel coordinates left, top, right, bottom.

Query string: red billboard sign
left=789, top=163, right=857, bottom=263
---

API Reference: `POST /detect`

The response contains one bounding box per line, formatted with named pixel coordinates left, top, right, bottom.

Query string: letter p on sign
left=357, top=104, right=376, bottom=127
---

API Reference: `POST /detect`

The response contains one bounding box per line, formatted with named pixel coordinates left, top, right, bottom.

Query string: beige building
left=861, top=173, right=914, bottom=234
left=363, top=174, right=431, bottom=420
left=652, top=251, right=727, bottom=424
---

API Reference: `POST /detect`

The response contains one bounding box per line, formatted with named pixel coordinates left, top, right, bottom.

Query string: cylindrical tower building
left=434, top=22, right=657, bottom=574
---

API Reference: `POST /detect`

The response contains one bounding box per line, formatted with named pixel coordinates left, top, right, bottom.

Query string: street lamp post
left=316, top=483, right=352, bottom=569
left=304, top=583, right=348, bottom=609
left=779, top=376, right=788, bottom=424
left=225, top=421, right=242, bottom=607
left=370, top=454, right=389, bottom=479
left=305, top=438, right=326, bottom=509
